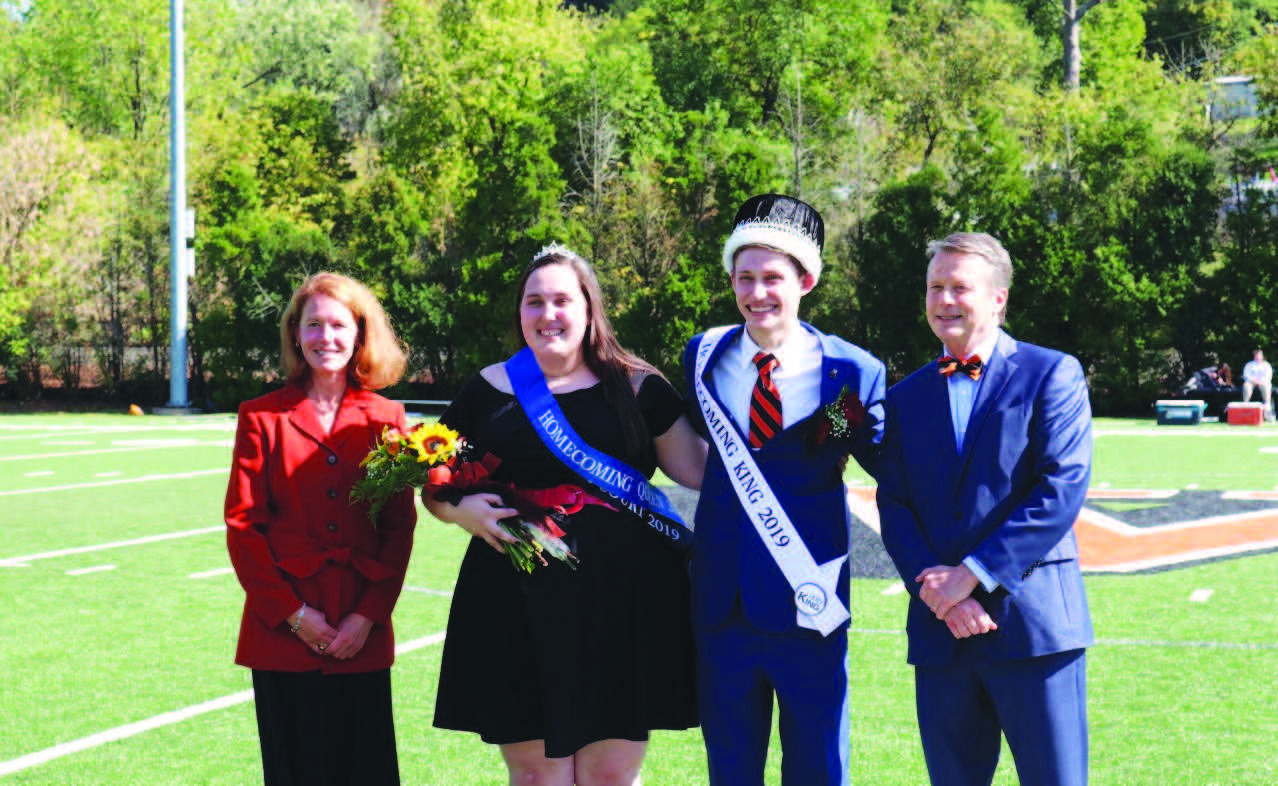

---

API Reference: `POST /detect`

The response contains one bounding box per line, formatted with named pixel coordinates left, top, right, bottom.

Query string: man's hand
left=916, top=563, right=980, bottom=620
left=943, top=598, right=998, bottom=639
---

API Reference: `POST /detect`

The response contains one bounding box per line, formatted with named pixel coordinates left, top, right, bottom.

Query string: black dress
left=431, top=374, right=698, bottom=758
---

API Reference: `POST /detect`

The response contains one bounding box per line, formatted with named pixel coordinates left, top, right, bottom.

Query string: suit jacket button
left=326, top=454, right=338, bottom=465
left=327, top=488, right=338, bottom=499
left=326, top=521, right=338, bottom=533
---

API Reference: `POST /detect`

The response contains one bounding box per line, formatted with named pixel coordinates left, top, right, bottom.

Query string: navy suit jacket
left=877, top=331, right=1094, bottom=665
left=683, top=324, right=885, bottom=634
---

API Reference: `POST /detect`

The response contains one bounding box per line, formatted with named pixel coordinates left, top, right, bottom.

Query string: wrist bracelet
left=289, top=603, right=307, bottom=633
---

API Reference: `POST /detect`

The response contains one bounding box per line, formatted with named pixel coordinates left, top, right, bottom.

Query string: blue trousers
left=696, top=609, right=849, bottom=786
left=915, top=645, right=1087, bottom=786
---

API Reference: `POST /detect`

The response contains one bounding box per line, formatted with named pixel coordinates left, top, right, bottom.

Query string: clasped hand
left=915, top=564, right=997, bottom=639
left=293, top=609, right=375, bottom=660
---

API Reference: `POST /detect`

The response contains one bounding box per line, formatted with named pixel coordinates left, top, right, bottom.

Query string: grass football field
left=0, top=413, right=1275, bottom=784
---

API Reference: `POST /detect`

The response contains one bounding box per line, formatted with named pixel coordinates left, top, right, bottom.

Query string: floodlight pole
left=166, top=0, right=190, bottom=408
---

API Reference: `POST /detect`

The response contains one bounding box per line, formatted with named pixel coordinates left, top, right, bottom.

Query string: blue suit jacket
left=877, top=331, right=1094, bottom=665
left=683, top=324, right=885, bottom=634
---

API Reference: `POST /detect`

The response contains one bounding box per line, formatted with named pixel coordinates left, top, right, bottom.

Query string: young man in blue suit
left=683, top=194, right=885, bottom=786
left=877, top=232, right=1094, bottom=785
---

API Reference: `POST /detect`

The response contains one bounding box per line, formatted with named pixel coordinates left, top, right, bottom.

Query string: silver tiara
left=532, top=241, right=577, bottom=263
left=731, top=216, right=821, bottom=248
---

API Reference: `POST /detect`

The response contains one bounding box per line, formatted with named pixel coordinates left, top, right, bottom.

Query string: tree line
left=1, top=0, right=1276, bottom=414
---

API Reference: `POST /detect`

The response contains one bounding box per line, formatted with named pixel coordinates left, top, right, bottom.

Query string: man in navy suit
left=877, top=232, right=1094, bottom=785
left=684, top=194, right=885, bottom=785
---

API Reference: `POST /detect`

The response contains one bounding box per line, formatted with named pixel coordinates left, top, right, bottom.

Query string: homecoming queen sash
left=694, top=327, right=850, bottom=636
left=506, top=348, right=693, bottom=549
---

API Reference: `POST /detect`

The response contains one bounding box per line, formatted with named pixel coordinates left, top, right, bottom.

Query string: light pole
left=166, top=0, right=191, bottom=409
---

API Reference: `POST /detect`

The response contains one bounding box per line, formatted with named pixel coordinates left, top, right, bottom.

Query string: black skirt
left=252, top=669, right=399, bottom=786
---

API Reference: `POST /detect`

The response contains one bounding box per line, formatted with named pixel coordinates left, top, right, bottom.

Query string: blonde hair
left=279, top=272, right=407, bottom=390
left=926, top=232, right=1013, bottom=324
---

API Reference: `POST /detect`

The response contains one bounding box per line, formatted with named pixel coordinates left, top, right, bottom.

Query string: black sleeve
left=637, top=374, right=685, bottom=438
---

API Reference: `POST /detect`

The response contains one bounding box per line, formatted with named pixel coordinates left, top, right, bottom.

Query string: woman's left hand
left=325, top=612, right=374, bottom=660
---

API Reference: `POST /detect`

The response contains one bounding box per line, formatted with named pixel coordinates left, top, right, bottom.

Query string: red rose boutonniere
left=808, top=385, right=867, bottom=450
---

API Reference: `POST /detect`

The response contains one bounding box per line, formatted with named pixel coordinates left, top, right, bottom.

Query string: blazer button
left=326, top=454, right=338, bottom=465
left=326, top=521, right=338, bottom=533
left=327, top=488, right=338, bottom=499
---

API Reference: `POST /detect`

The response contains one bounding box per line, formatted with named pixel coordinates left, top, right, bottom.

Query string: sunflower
left=406, top=422, right=461, bottom=464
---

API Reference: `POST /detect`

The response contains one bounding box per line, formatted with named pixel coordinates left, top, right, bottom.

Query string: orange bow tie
left=938, top=354, right=983, bottom=380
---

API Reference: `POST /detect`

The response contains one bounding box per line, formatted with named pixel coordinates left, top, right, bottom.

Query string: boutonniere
left=808, top=385, right=867, bottom=450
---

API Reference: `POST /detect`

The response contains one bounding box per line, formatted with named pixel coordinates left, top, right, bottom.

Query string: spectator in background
left=225, top=272, right=416, bottom=786
left=1242, top=349, right=1274, bottom=420
left=1218, top=362, right=1233, bottom=387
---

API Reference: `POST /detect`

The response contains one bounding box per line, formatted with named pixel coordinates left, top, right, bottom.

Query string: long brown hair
left=280, top=272, right=407, bottom=390
left=513, top=246, right=662, bottom=457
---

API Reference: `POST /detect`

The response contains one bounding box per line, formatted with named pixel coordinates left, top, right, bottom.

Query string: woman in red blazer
left=225, top=272, right=416, bottom=786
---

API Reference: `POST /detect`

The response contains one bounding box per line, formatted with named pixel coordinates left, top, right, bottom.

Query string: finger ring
left=317, top=643, right=327, bottom=651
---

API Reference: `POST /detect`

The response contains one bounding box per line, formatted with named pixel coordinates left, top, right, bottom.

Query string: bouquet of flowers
left=351, top=422, right=465, bottom=524
left=351, top=422, right=581, bottom=573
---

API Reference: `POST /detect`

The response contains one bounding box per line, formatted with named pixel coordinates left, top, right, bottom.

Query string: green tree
left=15, top=0, right=169, bottom=139
left=852, top=166, right=951, bottom=377
left=191, top=89, right=355, bottom=407
left=382, top=0, right=590, bottom=383
left=0, top=113, right=107, bottom=396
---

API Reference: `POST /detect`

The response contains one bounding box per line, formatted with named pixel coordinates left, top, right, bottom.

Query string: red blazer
left=225, top=384, right=416, bottom=673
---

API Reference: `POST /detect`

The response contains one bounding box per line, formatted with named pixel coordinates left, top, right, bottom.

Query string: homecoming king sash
left=694, top=327, right=850, bottom=636
left=506, top=348, right=693, bottom=549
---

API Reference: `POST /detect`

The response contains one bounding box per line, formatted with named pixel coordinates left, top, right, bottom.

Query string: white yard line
left=0, top=422, right=236, bottom=441
left=0, top=690, right=257, bottom=777
left=188, top=567, right=235, bottom=579
left=0, top=632, right=446, bottom=777
left=0, top=526, right=223, bottom=567
left=848, top=626, right=1278, bottom=650
left=402, top=585, right=454, bottom=597
left=2, top=443, right=231, bottom=462
left=0, top=468, right=226, bottom=497
left=65, top=565, right=117, bottom=576
left=1093, top=427, right=1278, bottom=437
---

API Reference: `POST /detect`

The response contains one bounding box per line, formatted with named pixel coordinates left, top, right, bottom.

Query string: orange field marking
left=1074, top=505, right=1278, bottom=572
left=846, top=487, right=1278, bottom=573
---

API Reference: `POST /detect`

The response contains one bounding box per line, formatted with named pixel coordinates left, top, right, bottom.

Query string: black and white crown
left=722, top=193, right=825, bottom=283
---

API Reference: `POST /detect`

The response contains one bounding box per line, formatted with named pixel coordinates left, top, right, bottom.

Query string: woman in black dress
left=425, top=245, right=706, bottom=785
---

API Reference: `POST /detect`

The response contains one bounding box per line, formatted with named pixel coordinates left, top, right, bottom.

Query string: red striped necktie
left=749, top=352, right=782, bottom=448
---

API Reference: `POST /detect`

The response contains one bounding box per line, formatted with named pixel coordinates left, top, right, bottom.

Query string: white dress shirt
left=713, top=327, right=823, bottom=439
